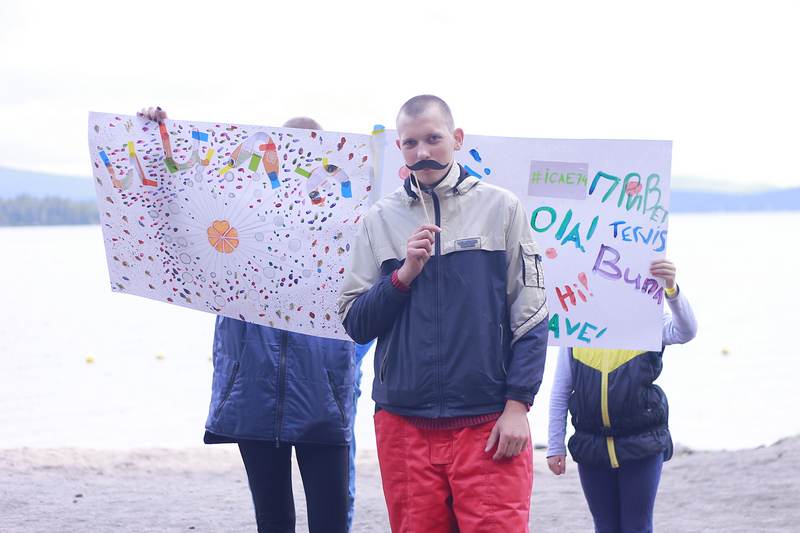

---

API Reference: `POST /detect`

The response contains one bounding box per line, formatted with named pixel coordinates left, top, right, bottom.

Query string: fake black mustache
left=406, top=159, right=449, bottom=171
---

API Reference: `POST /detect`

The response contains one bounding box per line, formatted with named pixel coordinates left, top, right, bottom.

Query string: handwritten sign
left=379, top=134, right=672, bottom=351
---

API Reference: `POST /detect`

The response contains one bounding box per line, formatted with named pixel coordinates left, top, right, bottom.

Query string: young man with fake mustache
left=338, top=95, right=549, bottom=532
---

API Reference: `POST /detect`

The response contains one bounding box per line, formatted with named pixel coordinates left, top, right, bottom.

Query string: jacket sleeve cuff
left=505, top=387, right=534, bottom=407
left=391, top=269, right=411, bottom=292
left=546, top=445, right=567, bottom=458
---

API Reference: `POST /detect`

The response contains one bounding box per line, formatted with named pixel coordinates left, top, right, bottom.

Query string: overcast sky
left=1, top=0, right=798, bottom=188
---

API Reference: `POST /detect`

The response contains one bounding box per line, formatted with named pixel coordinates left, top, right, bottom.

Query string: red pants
left=375, top=410, right=533, bottom=533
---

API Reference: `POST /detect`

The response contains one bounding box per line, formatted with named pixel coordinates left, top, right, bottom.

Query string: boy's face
left=396, top=106, right=464, bottom=185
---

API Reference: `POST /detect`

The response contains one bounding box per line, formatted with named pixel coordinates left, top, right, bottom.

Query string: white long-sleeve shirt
left=546, top=287, right=698, bottom=457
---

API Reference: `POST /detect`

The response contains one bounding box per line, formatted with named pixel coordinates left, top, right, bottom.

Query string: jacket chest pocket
left=520, top=242, right=544, bottom=288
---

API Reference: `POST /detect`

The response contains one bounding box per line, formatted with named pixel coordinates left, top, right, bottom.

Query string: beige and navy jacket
left=338, top=163, right=549, bottom=418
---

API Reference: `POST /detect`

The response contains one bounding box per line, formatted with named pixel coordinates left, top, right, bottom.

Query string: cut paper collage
left=89, top=112, right=375, bottom=339
left=89, top=113, right=671, bottom=350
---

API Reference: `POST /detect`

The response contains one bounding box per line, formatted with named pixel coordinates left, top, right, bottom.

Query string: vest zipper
left=274, top=330, right=288, bottom=447
left=600, top=370, right=620, bottom=468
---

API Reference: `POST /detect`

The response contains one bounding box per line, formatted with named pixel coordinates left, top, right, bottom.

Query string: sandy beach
left=2, top=436, right=798, bottom=532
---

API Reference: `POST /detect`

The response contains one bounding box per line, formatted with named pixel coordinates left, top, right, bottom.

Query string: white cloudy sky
left=0, top=0, right=798, bottom=188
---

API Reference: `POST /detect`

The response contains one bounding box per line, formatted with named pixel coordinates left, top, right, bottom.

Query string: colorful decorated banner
left=88, top=112, right=377, bottom=340
left=380, top=133, right=672, bottom=351
left=89, top=113, right=671, bottom=349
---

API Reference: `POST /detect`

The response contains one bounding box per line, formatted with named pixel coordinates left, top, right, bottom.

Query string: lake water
left=0, top=212, right=797, bottom=451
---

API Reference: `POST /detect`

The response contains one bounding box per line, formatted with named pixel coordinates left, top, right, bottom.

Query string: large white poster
left=88, top=112, right=376, bottom=340
left=379, top=133, right=672, bottom=351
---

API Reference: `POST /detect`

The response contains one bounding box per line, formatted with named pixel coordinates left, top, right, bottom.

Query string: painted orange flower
left=207, top=220, right=239, bottom=254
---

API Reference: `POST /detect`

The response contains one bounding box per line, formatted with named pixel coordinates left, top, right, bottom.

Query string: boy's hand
left=136, top=106, right=168, bottom=124
left=650, top=259, right=676, bottom=288
left=547, top=455, right=567, bottom=475
left=396, top=224, right=441, bottom=286
left=485, top=400, right=530, bottom=461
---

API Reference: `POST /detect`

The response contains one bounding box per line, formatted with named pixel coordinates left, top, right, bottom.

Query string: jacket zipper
left=274, top=330, right=288, bottom=447
left=431, top=189, right=443, bottom=416
left=326, top=370, right=346, bottom=425
left=500, top=324, right=507, bottom=376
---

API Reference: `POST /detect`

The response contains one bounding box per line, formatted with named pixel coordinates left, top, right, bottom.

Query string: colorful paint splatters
left=463, top=148, right=492, bottom=178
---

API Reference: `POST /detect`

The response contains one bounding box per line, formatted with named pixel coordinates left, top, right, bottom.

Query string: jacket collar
left=403, top=163, right=480, bottom=200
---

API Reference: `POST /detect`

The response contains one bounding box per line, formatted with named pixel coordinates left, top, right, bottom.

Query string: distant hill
left=0, top=167, right=95, bottom=202
left=0, top=195, right=99, bottom=226
left=0, top=167, right=97, bottom=226
left=0, top=167, right=797, bottom=220
left=670, top=175, right=773, bottom=193
left=670, top=188, right=800, bottom=213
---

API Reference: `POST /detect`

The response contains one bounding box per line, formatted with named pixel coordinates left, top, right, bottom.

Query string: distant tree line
left=0, top=195, right=99, bottom=226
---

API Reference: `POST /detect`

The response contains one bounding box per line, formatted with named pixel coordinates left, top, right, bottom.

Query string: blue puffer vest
left=567, top=347, right=672, bottom=468
left=204, top=316, right=355, bottom=446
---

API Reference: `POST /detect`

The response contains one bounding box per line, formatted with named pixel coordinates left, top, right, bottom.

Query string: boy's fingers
left=650, top=266, right=674, bottom=274
left=409, top=230, right=435, bottom=244
left=651, top=270, right=675, bottom=278
left=511, top=437, right=525, bottom=457
left=408, top=249, right=429, bottom=261
left=418, top=224, right=441, bottom=233
left=409, top=237, right=432, bottom=249
left=484, top=425, right=499, bottom=452
left=412, top=229, right=434, bottom=242
left=409, top=240, right=432, bottom=254
left=507, top=438, right=518, bottom=457
left=493, top=434, right=509, bottom=460
left=411, top=230, right=433, bottom=243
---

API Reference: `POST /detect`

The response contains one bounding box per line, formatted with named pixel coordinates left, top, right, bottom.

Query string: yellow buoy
left=156, top=352, right=165, bottom=361
left=85, top=355, right=95, bottom=364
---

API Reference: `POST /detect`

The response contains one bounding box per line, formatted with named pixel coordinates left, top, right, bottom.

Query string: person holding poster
left=546, top=259, right=697, bottom=533
left=136, top=107, right=372, bottom=533
left=338, top=95, right=549, bottom=532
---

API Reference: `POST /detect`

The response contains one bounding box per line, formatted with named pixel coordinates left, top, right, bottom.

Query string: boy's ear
left=454, top=128, right=464, bottom=150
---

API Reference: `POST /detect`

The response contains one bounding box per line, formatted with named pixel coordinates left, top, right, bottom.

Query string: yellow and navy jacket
left=337, top=163, right=549, bottom=418
left=567, top=347, right=672, bottom=467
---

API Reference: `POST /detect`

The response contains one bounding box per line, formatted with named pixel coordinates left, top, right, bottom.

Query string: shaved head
left=282, top=116, right=322, bottom=130
left=396, top=95, right=454, bottom=132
